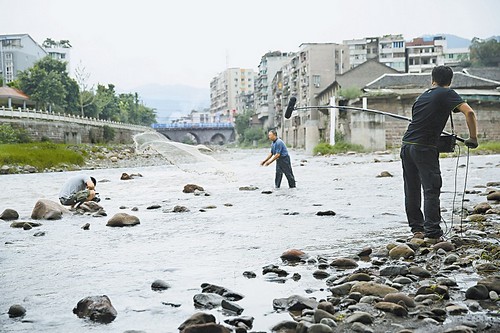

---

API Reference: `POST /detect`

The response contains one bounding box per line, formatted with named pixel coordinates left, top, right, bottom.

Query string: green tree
left=234, top=109, right=253, bottom=143
left=470, top=37, right=500, bottom=67
left=17, top=57, right=79, bottom=113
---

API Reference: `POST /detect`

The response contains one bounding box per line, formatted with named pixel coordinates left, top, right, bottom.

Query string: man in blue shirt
left=261, top=129, right=296, bottom=188
left=401, top=66, right=478, bottom=244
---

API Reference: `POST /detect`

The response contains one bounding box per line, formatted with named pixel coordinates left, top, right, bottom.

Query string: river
left=1, top=143, right=499, bottom=332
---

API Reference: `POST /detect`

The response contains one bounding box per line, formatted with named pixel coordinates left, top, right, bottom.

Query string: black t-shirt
left=402, top=86, right=464, bottom=146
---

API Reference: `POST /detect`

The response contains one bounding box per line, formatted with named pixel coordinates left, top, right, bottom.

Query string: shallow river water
left=1, top=146, right=499, bottom=332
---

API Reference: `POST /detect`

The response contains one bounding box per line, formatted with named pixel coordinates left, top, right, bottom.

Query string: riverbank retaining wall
left=0, top=118, right=150, bottom=144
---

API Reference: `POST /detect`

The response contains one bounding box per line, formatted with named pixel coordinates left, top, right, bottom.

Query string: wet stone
left=380, top=265, right=409, bottom=276
left=465, top=284, right=489, bottom=300
left=8, top=304, right=26, bottom=318
left=151, top=279, right=170, bottom=291
left=0, top=208, right=19, bottom=220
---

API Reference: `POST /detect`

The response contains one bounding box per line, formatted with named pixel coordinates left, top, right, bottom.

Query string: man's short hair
left=432, top=65, right=453, bottom=86
left=90, top=177, right=97, bottom=187
left=269, top=129, right=277, bottom=136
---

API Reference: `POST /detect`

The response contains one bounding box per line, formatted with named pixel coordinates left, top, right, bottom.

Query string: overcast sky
left=2, top=0, right=499, bottom=91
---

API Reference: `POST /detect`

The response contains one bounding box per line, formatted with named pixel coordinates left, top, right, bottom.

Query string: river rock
left=443, top=325, right=474, bottom=333
left=317, top=301, right=335, bottom=315
left=224, top=316, right=254, bottom=329
left=181, top=323, right=230, bottom=333
left=308, top=323, right=333, bottom=333
left=389, top=244, right=415, bottom=259
left=357, top=247, right=372, bottom=257
left=201, top=283, right=244, bottom=301
left=416, top=285, right=449, bottom=299
left=178, top=312, right=216, bottom=331
left=348, top=273, right=371, bottom=282
left=465, top=284, right=489, bottom=300
left=151, top=279, right=170, bottom=291
left=172, top=205, right=190, bottom=213
left=106, top=213, right=140, bottom=227
left=351, top=322, right=374, bottom=333
left=10, top=221, right=42, bottom=228
left=345, top=311, right=374, bottom=324
left=8, top=304, right=26, bottom=317
left=184, top=184, right=204, bottom=193
left=221, top=299, right=244, bottom=315
left=0, top=208, right=19, bottom=220
left=393, top=277, right=413, bottom=284
left=329, top=282, right=355, bottom=296
left=408, top=266, right=432, bottom=278
left=446, top=304, right=468, bottom=315
left=31, top=199, right=70, bottom=220
left=272, top=295, right=319, bottom=311
left=486, top=191, right=500, bottom=201
left=376, top=171, right=393, bottom=177
left=350, top=282, right=398, bottom=297
left=330, top=257, right=358, bottom=268
left=472, top=202, right=491, bottom=214
left=379, top=265, right=409, bottom=276
left=239, top=185, right=259, bottom=191
left=316, top=210, right=336, bottom=216
left=313, top=308, right=336, bottom=323
left=270, top=321, right=298, bottom=332
left=193, top=293, right=224, bottom=309
left=478, top=276, right=500, bottom=293
left=73, top=295, right=117, bottom=323
left=433, top=241, right=455, bottom=252
left=281, top=249, right=308, bottom=262
left=467, top=214, right=487, bottom=222
left=383, top=292, right=416, bottom=307
left=374, top=301, right=408, bottom=316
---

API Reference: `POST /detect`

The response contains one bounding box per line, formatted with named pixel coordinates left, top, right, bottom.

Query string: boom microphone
left=284, top=97, right=297, bottom=119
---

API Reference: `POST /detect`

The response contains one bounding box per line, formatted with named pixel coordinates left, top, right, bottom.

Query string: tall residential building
left=209, top=68, right=255, bottom=122
left=406, top=36, right=446, bottom=73
left=344, top=37, right=379, bottom=69
left=0, top=34, right=47, bottom=84
left=255, top=51, right=295, bottom=128
left=278, top=43, right=348, bottom=153
left=378, top=34, right=406, bottom=72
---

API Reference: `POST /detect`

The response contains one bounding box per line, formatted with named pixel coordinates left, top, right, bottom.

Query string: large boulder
left=106, top=213, right=140, bottom=227
left=183, top=184, right=204, bottom=193
left=350, top=282, right=398, bottom=297
left=31, top=199, right=70, bottom=220
left=73, top=295, right=117, bottom=323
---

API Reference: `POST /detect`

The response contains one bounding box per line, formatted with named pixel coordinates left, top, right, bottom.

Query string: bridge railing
left=152, top=122, right=234, bottom=129
left=0, top=106, right=152, bottom=131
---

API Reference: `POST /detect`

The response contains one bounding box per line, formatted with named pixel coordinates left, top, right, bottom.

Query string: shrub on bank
left=0, top=124, right=31, bottom=144
left=0, top=143, right=84, bottom=171
left=313, top=141, right=365, bottom=155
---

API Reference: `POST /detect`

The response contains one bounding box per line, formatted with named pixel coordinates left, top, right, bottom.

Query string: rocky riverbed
left=0, top=147, right=499, bottom=333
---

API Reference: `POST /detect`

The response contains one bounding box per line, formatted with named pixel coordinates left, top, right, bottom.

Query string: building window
left=313, top=75, right=320, bottom=87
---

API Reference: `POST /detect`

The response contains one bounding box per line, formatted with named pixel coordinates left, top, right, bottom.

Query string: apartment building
left=0, top=34, right=47, bottom=84
left=209, top=68, right=255, bottom=123
left=277, top=43, right=348, bottom=153
left=378, top=35, right=406, bottom=72
left=254, top=51, right=295, bottom=128
left=406, top=36, right=446, bottom=73
left=344, top=37, right=379, bottom=69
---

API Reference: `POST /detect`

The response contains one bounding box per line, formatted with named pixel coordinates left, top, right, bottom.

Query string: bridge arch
left=182, top=132, right=200, bottom=144
left=210, top=133, right=226, bottom=145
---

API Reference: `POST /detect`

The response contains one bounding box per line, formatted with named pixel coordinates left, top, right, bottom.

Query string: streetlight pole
left=0, top=37, right=5, bottom=87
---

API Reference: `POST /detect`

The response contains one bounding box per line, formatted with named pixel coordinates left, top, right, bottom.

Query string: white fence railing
left=0, top=106, right=152, bottom=132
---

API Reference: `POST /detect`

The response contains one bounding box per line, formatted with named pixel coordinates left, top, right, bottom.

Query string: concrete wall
left=0, top=118, right=146, bottom=144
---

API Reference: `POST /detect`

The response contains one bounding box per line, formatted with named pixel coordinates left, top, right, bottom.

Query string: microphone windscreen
left=284, top=97, right=297, bottom=119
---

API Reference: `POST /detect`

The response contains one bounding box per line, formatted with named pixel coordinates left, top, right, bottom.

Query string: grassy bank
left=0, top=143, right=84, bottom=171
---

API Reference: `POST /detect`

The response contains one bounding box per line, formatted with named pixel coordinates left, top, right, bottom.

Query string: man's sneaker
left=424, top=237, right=445, bottom=245
left=412, top=232, right=425, bottom=239
left=407, top=231, right=424, bottom=241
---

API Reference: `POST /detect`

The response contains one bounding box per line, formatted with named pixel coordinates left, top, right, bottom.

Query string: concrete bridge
left=152, top=122, right=235, bottom=145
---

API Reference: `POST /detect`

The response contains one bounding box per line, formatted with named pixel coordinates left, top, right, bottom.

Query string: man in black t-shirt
left=401, top=66, right=478, bottom=244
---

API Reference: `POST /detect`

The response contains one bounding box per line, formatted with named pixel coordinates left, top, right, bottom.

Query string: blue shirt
left=271, top=138, right=289, bottom=157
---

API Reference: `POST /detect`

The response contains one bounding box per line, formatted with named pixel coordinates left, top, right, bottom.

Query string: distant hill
left=420, top=34, right=471, bottom=48
left=131, top=84, right=210, bottom=123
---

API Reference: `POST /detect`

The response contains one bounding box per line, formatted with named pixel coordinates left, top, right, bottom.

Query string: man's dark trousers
left=275, top=155, right=296, bottom=188
left=400, top=144, right=443, bottom=238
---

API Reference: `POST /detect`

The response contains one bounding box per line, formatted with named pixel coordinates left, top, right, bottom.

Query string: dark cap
left=90, top=177, right=97, bottom=187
